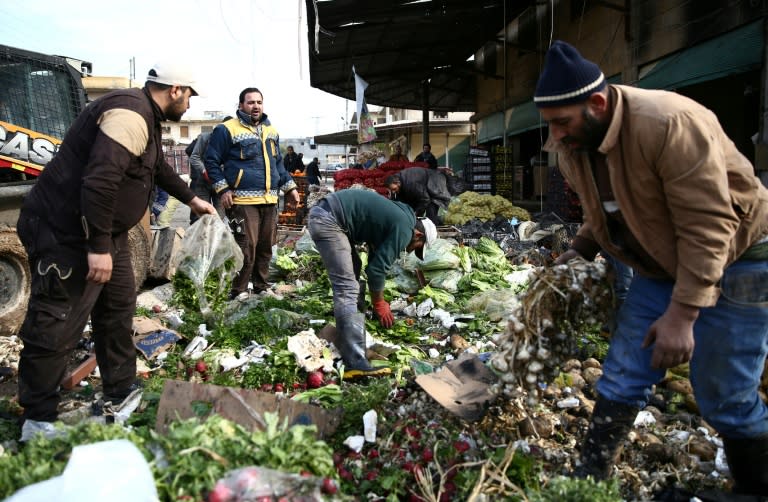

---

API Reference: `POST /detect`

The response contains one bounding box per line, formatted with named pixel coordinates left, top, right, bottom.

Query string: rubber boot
left=573, top=396, right=639, bottom=480
left=723, top=434, right=768, bottom=497
left=357, top=280, right=367, bottom=313
left=335, top=313, right=391, bottom=379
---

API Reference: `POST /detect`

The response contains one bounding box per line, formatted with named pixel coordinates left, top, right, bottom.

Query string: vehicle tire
left=128, top=223, right=150, bottom=291
left=0, top=225, right=30, bottom=336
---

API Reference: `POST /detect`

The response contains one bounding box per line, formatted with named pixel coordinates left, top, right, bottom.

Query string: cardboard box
left=155, top=380, right=341, bottom=438
left=415, top=353, right=497, bottom=421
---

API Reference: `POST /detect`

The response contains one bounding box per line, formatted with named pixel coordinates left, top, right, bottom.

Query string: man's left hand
left=188, top=196, right=216, bottom=216
left=642, top=300, right=699, bottom=369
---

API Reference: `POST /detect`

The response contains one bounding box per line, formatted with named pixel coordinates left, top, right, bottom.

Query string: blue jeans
left=600, top=252, right=633, bottom=304
left=597, top=258, right=768, bottom=438
left=307, top=205, right=359, bottom=319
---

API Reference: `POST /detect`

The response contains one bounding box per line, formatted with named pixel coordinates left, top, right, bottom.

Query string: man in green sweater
left=308, top=189, right=437, bottom=378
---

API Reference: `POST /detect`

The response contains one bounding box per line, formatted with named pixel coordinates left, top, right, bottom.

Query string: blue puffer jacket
left=204, top=112, right=296, bottom=205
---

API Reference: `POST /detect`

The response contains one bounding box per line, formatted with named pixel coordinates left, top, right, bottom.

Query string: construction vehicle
left=0, top=44, right=150, bottom=336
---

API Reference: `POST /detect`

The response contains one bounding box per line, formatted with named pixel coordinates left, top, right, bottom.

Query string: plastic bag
left=208, top=465, right=330, bottom=501
left=424, top=269, right=463, bottom=293
left=419, top=239, right=461, bottom=271
left=294, top=230, right=319, bottom=255
left=265, top=308, right=305, bottom=330
left=7, top=440, right=157, bottom=502
left=173, top=214, right=244, bottom=316
left=466, top=288, right=521, bottom=322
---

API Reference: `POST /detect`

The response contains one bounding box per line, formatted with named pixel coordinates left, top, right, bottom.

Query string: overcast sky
left=0, top=0, right=355, bottom=138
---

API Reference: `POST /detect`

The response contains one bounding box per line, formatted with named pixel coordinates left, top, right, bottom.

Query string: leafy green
left=416, top=285, right=456, bottom=309
left=527, top=476, right=622, bottom=502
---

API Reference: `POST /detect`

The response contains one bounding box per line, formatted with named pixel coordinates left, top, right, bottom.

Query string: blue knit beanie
left=534, top=40, right=606, bottom=108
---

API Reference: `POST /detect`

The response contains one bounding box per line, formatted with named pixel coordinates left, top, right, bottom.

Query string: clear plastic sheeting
left=172, top=214, right=244, bottom=316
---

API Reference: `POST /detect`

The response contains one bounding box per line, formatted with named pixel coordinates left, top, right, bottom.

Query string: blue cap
left=534, top=40, right=606, bottom=108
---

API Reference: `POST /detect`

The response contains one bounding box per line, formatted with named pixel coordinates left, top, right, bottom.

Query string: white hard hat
left=147, top=61, right=203, bottom=97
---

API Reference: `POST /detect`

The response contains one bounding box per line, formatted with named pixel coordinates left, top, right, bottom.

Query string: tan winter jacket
left=544, top=84, right=768, bottom=308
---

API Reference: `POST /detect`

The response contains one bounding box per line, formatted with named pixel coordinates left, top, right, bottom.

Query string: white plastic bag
left=7, top=439, right=158, bottom=502
left=172, top=215, right=243, bottom=316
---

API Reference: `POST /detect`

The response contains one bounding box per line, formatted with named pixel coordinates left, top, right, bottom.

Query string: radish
left=306, top=371, right=324, bottom=389
left=321, top=477, right=338, bottom=494
left=195, top=360, right=208, bottom=373
left=207, top=482, right=233, bottom=502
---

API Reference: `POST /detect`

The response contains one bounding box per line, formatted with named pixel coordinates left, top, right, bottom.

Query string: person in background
left=297, top=152, right=306, bottom=173
left=188, top=116, right=232, bottom=224
left=15, top=61, right=216, bottom=441
left=535, top=40, right=768, bottom=496
left=305, top=156, right=322, bottom=185
left=414, top=143, right=438, bottom=169
left=307, top=189, right=437, bottom=378
left=388, top=144, right=409, bottom=162
left=204, top=87, right=300, bottom=300
left=283, top=145, right=302, bottom=173
left=385, top=167, right=451, bottom=225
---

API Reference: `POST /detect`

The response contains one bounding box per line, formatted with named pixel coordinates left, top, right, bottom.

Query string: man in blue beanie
left=534, top=40, right=768, bottom=496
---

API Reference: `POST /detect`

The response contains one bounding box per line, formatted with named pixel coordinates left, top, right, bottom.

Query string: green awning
left=638, top=20, right=763, bottom=90
left=505, top=100, right=543, bottom=136
left=477, top=112, right=504, bottom=143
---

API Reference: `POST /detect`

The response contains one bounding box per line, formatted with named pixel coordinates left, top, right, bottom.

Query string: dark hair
left=146, top=81, right=192, bottom=97
left=423, top=143, right=431, bottom=148
left=384, top=174, right=401, bottom=185
left=239, top=87, right=262, bottom=104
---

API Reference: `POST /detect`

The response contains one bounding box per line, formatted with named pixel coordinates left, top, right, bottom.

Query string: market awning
left=476, top=112, right=504, bottom=143
left=505, top=100, right=542, bottom=136
left=313, top=119, right=469, bottom=145
left=637, top=20, right=763, bottom=90
left=305, top=0, right=537, bottom=112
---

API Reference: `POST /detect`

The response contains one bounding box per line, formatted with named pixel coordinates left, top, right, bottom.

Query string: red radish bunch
left=306, top=371, right=325, bottom=389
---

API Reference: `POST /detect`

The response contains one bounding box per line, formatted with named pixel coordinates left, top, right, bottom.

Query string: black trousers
left=16, top=212, right=137, bottom=421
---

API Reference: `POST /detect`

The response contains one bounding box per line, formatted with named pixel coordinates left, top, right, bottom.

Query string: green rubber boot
left=335, top=313, right=390, bottom=379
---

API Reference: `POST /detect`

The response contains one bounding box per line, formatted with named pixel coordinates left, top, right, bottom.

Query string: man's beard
left=166, top=95, right=187, bottom=122
left=564, top=108, right=608, bottom=152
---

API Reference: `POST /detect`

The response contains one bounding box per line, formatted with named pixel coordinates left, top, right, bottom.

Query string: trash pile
left=1, top=209, right=765, bottom=502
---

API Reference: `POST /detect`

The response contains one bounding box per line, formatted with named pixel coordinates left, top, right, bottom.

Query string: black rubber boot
left=335, top=313, right=391, bottom=379
left=723, top=434, right=768, bottom=497
left=357, top=280, right=367, bottom=313
left=573, top=396, right=639, bottom=480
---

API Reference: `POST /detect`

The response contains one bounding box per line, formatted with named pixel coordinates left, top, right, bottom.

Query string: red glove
left=373, top=299, right=394, bottom=328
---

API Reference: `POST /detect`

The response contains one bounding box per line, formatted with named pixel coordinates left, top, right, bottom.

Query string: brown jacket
left=544, top=85, right=768, bottom=307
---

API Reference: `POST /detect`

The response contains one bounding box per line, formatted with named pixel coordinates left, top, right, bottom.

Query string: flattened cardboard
left=132, top=316, right=165, bottom=335
left=415, top=353, right=497, bottom=421
left=132, top=316, right=181, bottom=359
left=155, top=379, right=341, bottom=438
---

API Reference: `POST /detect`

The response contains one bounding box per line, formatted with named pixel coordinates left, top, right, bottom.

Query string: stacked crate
left=464, top=147, right=492, bottom=194
left=278, top=173, right=309, bottom=225
left=491, top=146, right=517, bottom=200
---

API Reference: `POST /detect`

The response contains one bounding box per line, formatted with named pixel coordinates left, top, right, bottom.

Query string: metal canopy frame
left=305, top=0, right=535, bottom=112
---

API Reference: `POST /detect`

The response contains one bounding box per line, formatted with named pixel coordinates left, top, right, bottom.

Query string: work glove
left=372, top=299, right=394, bottom=328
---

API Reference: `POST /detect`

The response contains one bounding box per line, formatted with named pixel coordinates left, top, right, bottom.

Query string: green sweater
left=333, top=189, right=416, bottom=291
